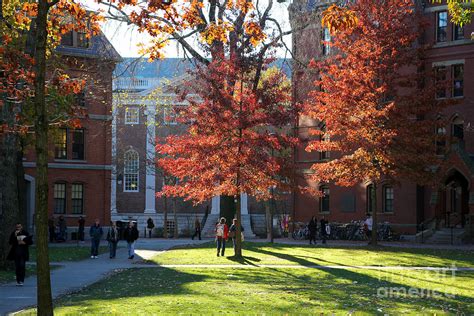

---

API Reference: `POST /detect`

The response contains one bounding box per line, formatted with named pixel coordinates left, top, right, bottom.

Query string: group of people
left=91, top=219, right=139, bottom=259
left=215, top=217, right=243, bottom=257
left=307, top=216, right=330, bottom=245
left=48, top=215, right=85, bottom=243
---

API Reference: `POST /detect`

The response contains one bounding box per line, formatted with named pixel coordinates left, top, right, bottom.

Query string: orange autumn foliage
left=305, top=0, right=449, bottom=188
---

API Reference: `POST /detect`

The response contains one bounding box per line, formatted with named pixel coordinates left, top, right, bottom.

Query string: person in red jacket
left=215, top=217, right=229, bottom=257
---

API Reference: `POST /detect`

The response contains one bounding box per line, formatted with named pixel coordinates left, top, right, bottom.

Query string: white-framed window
left=382, top=185, right=394, bottom=213
left=319, top=185, right=330, bottom=213
left=54, top=183, right=67, bottom=214
left=436, top=11, right=448, bottom=43
left=125, top=107, right=139, bottom=125
left=71, top=183, right=84, bottom=214
left=164, top=107, right=178, bottom=125
left=124, top=150, right=139, bottom=192
left=322, top=28, right=331, bottom=56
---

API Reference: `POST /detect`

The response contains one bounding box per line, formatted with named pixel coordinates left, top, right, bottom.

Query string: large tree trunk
left=234, top=194, right=242, bottom=257
left=163, top=196, right=168, bottom=238
left=173, top=197, right=178, bottom=238
left=33, top=0, right=53, bottom=314
left=371, top=182, right=378, bottom=246
left=265, top=200, right=273, bottom=242
left=0, top=100, right=23, bottom=269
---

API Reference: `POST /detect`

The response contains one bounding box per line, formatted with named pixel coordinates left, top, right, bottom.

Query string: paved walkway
left=1, top=237, right=473, bottom=315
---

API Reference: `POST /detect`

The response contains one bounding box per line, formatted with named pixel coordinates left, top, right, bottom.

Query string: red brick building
left=23, top=30, right=120, bottom=234
left=111, top=58, right=293, bottom=237
left=290, top=0, right=474, bottom=241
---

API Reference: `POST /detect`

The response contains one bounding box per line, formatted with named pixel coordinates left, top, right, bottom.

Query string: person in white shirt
left=364, top=214, right=373, bottom=239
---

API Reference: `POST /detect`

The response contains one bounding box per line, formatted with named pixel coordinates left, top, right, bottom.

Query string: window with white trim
left=124, top=150, right=139, bottom=192
left=322, top=28, right=331, bottom=56
left=436, top=11, right=448, bottom=43
left=382, top=185, right=394, bottom=213
left=164, top=107, right=178, bottom=125
left=319, top=185, right=330, bottom=213
left=125, top=107, right=139, bottom=125
left=71, top=183, right=84, bottom=214
left=54, top=183, right=66, bottom=214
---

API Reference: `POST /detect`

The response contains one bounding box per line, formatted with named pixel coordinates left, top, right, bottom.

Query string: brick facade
left=290, top=0, right=474, bottom=237
left=23, top=31, right=119, bottom=232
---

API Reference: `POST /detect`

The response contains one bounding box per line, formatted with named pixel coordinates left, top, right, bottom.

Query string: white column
left=211, top=195, right=221, bottom=214
left=144, top=105, right=156, bottom=214
left=241, top=193, right=249, bottom=215
left=111, top=99, right=118, bottom=214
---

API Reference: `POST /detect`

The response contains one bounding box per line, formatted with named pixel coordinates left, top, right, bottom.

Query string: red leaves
left=156, top=58, right=296, bottom=203
left=304, top=0, right=445, bottom=188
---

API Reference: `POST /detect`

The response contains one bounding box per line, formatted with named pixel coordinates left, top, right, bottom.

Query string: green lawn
left=30, top=245, right=109, bottom=262
left=19, top=267, right=474, bottom=315
left=150, top=242, right=474, bottom=268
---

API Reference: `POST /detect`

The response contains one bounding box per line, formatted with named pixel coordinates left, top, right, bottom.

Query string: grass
left=14, top=243, right=474, bottom=314
left=149, top=242, right=474, bottom=268
left=18, top=267, right=474, bottom=315
left=30, top=245, right=109, bottom=262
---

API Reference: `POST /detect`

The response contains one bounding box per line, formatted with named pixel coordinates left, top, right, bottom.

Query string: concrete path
left=0, top=239, right=207, bottom=316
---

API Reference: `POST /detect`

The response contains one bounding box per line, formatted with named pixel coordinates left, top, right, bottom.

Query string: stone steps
left=201, top=214, right=256, bottom=238
left=426, top=228, right=465, bottom=245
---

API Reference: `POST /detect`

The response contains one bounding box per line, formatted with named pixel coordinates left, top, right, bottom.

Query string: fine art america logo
left=376, top=265, right=457, bottom=299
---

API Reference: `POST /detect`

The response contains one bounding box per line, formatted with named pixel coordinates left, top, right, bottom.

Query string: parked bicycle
left=292, top=225, right=309, bottom=240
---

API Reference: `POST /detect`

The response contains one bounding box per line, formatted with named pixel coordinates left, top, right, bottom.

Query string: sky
left=83, top=1, right=293, bottom=58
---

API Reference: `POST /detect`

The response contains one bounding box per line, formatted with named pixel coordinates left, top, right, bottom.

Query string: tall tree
left=323, top=0, right=473, bottom=34
left=305, top=0, right=448, bottom=245
left=157, top=59, right=295, bottom=257
left=103, top=0, right=297, bottom=256
left=1, top=0, right=101, bottom=313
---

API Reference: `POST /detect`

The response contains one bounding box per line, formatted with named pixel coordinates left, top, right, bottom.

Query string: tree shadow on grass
left=249, top=246, right=474, bottom=312
left=226, top=255, right=261, bottom=266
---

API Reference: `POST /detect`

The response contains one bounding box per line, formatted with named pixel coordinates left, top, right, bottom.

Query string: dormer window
left=61, top=30, right=90, bottom=48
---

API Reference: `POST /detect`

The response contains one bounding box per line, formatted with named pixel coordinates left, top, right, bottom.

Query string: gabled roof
left=115, top=57, right=292, bottom=78
left=56, top=30, right=122, bottom=62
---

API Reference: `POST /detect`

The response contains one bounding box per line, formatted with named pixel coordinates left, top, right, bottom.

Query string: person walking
left=308, top=216, right=317, bottom=245
left=124, top=221, right=139, bottom=259
left=7, top=223, right=33, bottom=286
left=58, top=215, right=67, bottom=242
left=146, top=217, right=155, bottom=238
left=320, top=216, right=329, bottom=244
left=78, top=216, right=85, bottom=242
left=48, top=216, right=56, bottom=243
left=215, top=217, right=228, bottom=257
left=106, top=221, right=119, bottom=259
left=364, top=214, right=373, bottom=243
left=89, top=219, right=103, bottom=259
left=192, top=217, right=201, bottom=240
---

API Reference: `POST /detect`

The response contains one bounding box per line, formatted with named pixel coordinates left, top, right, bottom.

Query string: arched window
left=366, top=184, right=375, bottom=214
left=319, top=185, right=330, bottom=213
left=124, top=150, right=139, bottom=192
left=382, top=185, right=394, bottom=213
